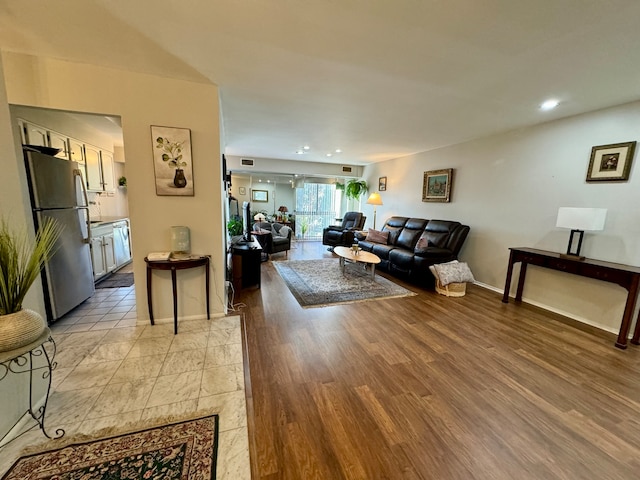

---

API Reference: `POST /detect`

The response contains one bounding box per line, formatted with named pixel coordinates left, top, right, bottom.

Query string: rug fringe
left=19, top=412, right=218, bottom=455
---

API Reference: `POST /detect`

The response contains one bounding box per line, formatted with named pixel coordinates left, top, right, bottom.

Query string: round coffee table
left=333, top=246, right=381, bottom=279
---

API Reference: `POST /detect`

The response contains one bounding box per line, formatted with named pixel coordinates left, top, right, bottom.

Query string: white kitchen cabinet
left=101, top=151, right=115, bottom=192
left=69, top=139, right=85, bottom=164
left=85, top=145, right=103, bottom=191
left=48, top=131, right=70, bottom=160
left=91, top=224, right=117, bottom=281
left=23, top=121, right=48, bottom=147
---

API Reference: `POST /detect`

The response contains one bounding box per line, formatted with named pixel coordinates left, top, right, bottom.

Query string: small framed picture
left=586, top=142, right=636, bottom=182
left=252, top=189, right=268, bottom=202
left=422, top=168, right=453, bottom=203
left=378, top=176, right=387, bottom=191
left=238, top=187, right=246, bottom=195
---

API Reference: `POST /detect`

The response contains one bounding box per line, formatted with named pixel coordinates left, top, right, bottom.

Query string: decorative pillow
left=434, top=260, right=475, bottom=286
left=414, top=236, right=436, bottom=253
left=278, top=225, right=292, bottom=238
left=366, top=229, right=389, bottom=244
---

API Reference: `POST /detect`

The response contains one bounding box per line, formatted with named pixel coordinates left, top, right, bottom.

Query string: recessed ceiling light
left=326, top=153, right=333, bottom=157
left=540, top=99, right=559, bottom=111
left=258, top=179, right=262, bottom=182
left=296, top=150, right=304, bottom=154
left=335, top=149, right=342, bottom=153
left=303, top=145, right=310, bottom=150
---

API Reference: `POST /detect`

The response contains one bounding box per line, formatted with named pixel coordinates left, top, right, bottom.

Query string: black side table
left=0, top=328, right=64, bottom=446
left=144, top=255, right=211, bottom=334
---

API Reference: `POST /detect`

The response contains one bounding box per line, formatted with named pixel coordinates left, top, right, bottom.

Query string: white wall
left=363, top=101, right=640, bottom=335
left=2, top=51, right=225, bottom=324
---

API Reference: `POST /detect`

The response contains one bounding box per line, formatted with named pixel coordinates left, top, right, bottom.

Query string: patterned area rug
left=95, top=272, right=134, bottom=289
left=274, top=258, right=416, bottom=308
left=1, top=415, right=218, bottom=480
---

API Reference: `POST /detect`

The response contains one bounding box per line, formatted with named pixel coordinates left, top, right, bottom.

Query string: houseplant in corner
left=345, top=179, right=368, bottom=200
left=0, top=217, right=62, bottom=352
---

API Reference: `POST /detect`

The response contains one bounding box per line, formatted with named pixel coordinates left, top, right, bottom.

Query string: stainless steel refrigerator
left=24, top=148, right=95, bottom=322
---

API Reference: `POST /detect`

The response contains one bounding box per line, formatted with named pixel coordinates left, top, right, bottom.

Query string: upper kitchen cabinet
left=48, top=132, right=71, bottom=160
left=22, top=120, right=48, bottom=147
left=69, top=139, right=85, bottom=164
left=84, top=145, right=115, bottom=193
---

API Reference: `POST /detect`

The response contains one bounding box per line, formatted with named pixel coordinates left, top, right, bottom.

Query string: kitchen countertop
left=90, top=216, right=129, bottom=226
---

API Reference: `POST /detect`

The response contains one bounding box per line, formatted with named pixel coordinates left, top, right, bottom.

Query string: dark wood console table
left=144, top=255, right=210, bottom=334
left=502, top=247, right=640, bottom=349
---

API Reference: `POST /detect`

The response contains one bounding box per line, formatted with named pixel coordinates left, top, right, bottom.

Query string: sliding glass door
left=294, top=182, right=339, bottom=240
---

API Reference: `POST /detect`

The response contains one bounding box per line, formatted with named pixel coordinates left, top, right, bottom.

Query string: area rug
left=95, top=272, right=134, bottom=288
left=1, top=415, right=218, bottom=480
left=274, top=258, right=416, bottom=308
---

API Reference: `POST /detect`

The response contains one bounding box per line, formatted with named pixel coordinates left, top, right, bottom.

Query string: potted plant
left=155, top=136, right=188, bottom=188
left=345, top=179, right=368, bottom=200
left=118, top=176, right=127, bottom=187
left=227, top=218, right=243, bottom=237
left=0, top=217, right=62, bottom=352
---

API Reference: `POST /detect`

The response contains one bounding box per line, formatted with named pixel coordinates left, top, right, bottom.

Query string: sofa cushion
left=389, top=249, right=414, bottom=270
left=371, top=243, right=395, bottom=260
left=278, top=225, right=292, bottom=238
left=434, top=260, right=475, bottom=286
left=367, top=229, right=389, bottom=244
left=396, top=227, right=423, bottom=250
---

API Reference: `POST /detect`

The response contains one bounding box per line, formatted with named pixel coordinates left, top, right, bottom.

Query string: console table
left=502, top=247, right=640, bottom=349
left=144, top=255, right=210, bottom=334
left=0, top=328, right=64, bottom=446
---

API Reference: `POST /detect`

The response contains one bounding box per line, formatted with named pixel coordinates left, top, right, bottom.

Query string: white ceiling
left=2, top=0, right=640, bottom=166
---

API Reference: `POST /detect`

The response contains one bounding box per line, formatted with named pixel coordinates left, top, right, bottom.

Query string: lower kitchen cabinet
left=91, top=226, right=117, bottom=281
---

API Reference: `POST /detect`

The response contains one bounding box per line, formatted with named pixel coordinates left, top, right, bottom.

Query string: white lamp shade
left=254, top=213, right=265, bottom=221
left=556, top=207, right=607, bottom=231
left=366, top=192, right=383, bottom=206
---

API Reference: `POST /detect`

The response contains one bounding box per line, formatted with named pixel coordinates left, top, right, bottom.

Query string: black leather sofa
left=356, top=216, right=470, bottom=287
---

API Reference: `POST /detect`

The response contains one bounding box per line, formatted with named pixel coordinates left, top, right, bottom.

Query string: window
left=295, top=183, right=336, bottom=239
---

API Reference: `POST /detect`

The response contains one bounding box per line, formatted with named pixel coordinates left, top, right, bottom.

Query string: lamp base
left=559, top=253, right=585, bottom=261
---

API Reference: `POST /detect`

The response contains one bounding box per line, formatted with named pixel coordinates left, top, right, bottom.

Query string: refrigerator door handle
left=74, top=168, right=91, bottom=242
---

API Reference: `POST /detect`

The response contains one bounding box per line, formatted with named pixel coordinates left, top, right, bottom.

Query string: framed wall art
left=378, top=176, right=387, bottom=191
left=422, top=168, right=453, bottom=203
left=586, top=141, right=636, bottom=182
left=151, top=125, right=194, bottom=196
left=239, top=187, right=246, bottom=195
left=252, top=189, right=268, bottom=202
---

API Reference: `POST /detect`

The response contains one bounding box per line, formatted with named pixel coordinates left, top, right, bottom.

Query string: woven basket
left=0, top=309, right=47, bottom=352
left=435, top=279, right=466, bottom=297
left=429, top=265, right=467, bottom=297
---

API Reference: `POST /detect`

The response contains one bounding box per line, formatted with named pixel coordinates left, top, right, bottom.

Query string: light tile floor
left=0, top=285, right=250, bottom=479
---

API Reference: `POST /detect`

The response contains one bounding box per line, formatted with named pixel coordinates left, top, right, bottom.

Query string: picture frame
left=151, top=125, right=194, bottom=196
left=252, top=189, right=268, bottom=202
left=239, top=187, right=246, bottom=195
left=378, top=176, right=387, bottom=191
left=586, top=141, right=636, bottom=182
left=422, top=168, right=453, bottom=203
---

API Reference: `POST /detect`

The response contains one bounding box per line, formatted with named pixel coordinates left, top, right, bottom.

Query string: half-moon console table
left=144, top=255, right=211, bottom=334
left=502, top=247, right=640, bottom=349
left=0, top=328, right=64, bottom=446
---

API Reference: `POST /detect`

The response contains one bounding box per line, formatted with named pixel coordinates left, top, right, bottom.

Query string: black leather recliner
left=322, top=212, right=366, bottom=249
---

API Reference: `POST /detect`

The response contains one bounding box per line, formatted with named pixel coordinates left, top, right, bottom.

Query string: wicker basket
left=429, top=265, right=467, bottom=297
left=435, top=278, right=466, bottom=297
left=0, top=309, right=46, bottom=352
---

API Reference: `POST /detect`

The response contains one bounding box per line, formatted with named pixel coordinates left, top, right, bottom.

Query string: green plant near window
left=345, top=179, right=368, bottom=200
left=118, top=176, right=127, bottom=187
left=227, top=219, right=243, bottom=237
left=335, top=182, right=345, bottom=191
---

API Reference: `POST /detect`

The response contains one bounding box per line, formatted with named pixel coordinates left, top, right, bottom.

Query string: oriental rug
left=95, top=272, right=134, bottom=288
left=1, top=415, right=218, bottom=480
left=274, top=258, right=416, bottom=308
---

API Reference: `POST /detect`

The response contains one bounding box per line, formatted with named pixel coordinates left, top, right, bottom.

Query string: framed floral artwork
left=422, top=168, right=453, bottom=203
left=586, top=141, right=636, bottom=182
left=151, top=125, right=193, bottom=196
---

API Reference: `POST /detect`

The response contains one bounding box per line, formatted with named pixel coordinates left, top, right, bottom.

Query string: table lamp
left=366, top=192, right=383, bottom=230
left=254, top=213, right=266, bottom=223
left=278, top=205, right=288, bottom=221
left=556, top=207, right=607, bottom=260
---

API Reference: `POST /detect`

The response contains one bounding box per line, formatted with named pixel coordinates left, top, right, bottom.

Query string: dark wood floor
left=238, top=241, right=640, bottom=480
